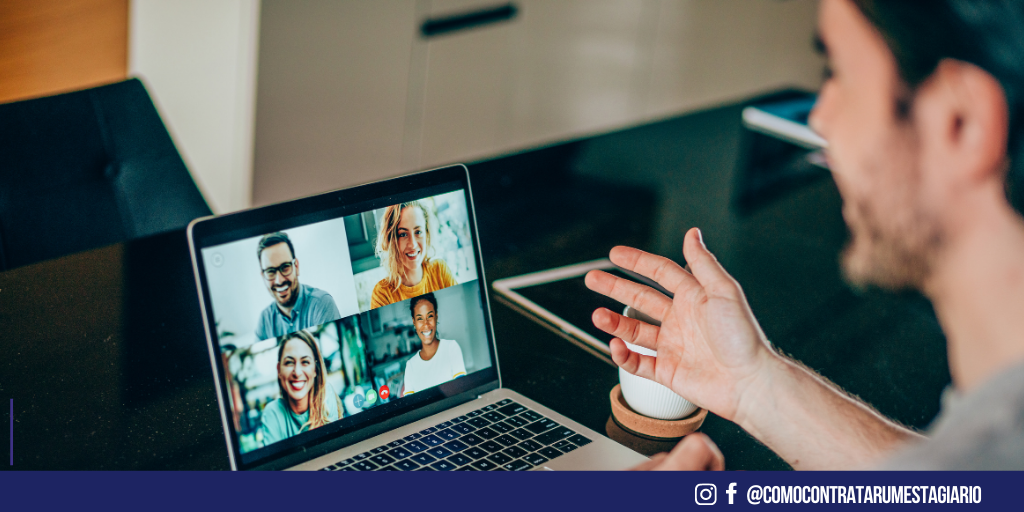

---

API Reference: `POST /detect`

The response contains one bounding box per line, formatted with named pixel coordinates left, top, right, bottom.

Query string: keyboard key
left=479, top=441, right=503, bottom=453
left=411, top=453, right=437, bottom=465
left=519, top=410, right=543, bottom=422
left=495, top=434, right=518, bottom=447
left=503, top=459, right=533, bottom=471
left=467, top=417, right=491, bottom=429
left=526, top=419, right=559, bottom=435
left=488, top=452, right=513, bottom=465
left=371, top=446, right=388, bottom=454
left=464, top=447, right=488, bottom=460
left=471, top=459, right=498, bottom=471
left=404, top=440, right=429, bottom=453
left=387, top=440, right=404, bottom=448
left=420, top=426, right=438, bottom=435
left=427, top=446, right=454, bottom=459
left=509, top=428, right=534, bottom=441
left=370, top=454, right=395, bottom=466
left=535, top=427, right=575, bottom=446
left=394, top=459, right=420, bottom=471
left=459, top=433, right=484, bottom=446
left=421, top=434, right=444, bottom=447
left=489, top=421, right=513, bottom=434
left=503, top=446, right=528, bottom=459
left=339, top=467, right=357, bottom=471
left=482, top=412, right=505, bottom=423
left=496, top=399, right=513, bottom=406
left=553, top=440, right=578, bottom=453
left=451, top=423, right=475, bottom=435
left=436, top=428, right=461, bottom=441
left=452, top=415, right=469, bottom=423
left=518, top=439, right=543, bottom=452
left=437, top=421, right=453, bottom=429
left=431, top=460, right=457, bottom=471
left=378, top=465, right=398, bottom=471
left=539, top=447, right=563, bottom=460
left=386, top=447, right=412, bottom=460
left=456, top=466, right=477, bottom=471
left=568, top=434, right=592, bottom=447
left=443, top=440, right=469, bottom=453
left=497, top=403, right=526, bottom=417
left=353, top=453, right=369, bottom=461
left=466, top=410, right=483, bottom=418
left=403, top=433, right=421, bottom=442
left=524, top=452, right=549, bottom=466
left=416, top=466, right=435, bottom=471
left=447, top=453, right=473, bottom=466
left=351, top=460, right=379, bottom=471
left=505, top=415, right=529, bottom=428
left=475, top=427, right=499, bottom=439
left=482, top=404, right=497, bottom=412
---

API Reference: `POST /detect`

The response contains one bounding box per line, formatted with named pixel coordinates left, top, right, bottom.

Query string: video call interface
left=201, top=189, right=492, bottom=457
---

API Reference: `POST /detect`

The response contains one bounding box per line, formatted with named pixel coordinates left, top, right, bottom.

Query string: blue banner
left=0, top=471, right=1015, bottom=510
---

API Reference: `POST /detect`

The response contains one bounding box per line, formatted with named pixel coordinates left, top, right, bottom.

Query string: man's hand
left=589, top=228, right=921, bottom=469
left=631, top=433, right=725, bottom=471
left=585, top=227, right=776, bottom=423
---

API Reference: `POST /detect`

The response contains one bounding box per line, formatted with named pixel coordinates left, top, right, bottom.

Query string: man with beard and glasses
left=254, top=232, right=341, bottom=341
left=586, top=0, right=1024, bottom=470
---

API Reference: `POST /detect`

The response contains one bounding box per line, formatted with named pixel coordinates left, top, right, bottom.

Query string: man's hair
left=257, top=232, right=295, bottom=263
left=852, top=0, right=1024, bottom=214
left=409, top=292, right=438, bottom=318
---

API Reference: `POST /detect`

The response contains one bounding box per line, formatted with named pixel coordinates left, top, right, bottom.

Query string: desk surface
left=0, top=100, right=950, bottom=470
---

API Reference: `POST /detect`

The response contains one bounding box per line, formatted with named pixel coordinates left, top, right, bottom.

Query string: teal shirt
left=260, top=385, right=342, bottom=447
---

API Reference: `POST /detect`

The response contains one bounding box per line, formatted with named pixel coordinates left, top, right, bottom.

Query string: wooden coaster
left=609, top=384, right=707, bottom=440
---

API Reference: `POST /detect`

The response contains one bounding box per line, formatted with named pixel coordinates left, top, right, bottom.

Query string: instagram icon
left=695, top=484, right=717, bottom=505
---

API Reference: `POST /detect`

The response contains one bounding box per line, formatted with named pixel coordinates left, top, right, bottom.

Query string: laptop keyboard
left=318, top=399, right=592, bottom=471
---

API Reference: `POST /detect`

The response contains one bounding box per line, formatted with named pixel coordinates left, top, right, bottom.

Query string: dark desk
left=0, top=100, right=950, bottom=470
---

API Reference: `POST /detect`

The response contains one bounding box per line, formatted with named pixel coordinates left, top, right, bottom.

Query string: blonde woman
left=260, top=330, right=342, bottom=447
left=370, top=201, right=457, bottom=308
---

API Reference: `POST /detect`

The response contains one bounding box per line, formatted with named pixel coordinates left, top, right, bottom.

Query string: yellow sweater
left=370, top=259, right=457, bottom=308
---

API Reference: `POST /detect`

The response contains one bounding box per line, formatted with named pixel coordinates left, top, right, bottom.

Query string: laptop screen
left=193, top=170, right=496, bottom=468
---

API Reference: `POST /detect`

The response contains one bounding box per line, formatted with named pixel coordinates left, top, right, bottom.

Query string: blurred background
left=0, top=0, right=823, bottom=214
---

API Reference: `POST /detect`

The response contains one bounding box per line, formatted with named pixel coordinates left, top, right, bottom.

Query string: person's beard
left=275, top=279, right=300, bottom=308
left=838, top=141, right=944, bottom=292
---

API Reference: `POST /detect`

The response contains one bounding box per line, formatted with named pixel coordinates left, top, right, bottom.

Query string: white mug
left=619, top=306, right=699, bottom=420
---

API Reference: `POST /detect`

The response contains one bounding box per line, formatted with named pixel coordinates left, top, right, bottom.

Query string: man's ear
left=931, top=59, right=1010, bottom=185
left=294, top=259, right=300, bottom=276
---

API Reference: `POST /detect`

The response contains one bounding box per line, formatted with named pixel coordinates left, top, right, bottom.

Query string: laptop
left=187, top=164, right=647, bottom=471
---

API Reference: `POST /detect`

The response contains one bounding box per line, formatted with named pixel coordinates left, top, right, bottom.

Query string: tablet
left=492, top=259, right=672, bottom=364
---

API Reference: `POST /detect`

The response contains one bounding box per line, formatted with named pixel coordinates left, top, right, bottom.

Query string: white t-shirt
left=403, top=339, right=467, bottom=396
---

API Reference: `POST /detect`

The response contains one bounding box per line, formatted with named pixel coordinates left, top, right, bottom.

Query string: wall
left=128, top=0, right=261, bottom=214
left=253, top=0, right=824, bottom=206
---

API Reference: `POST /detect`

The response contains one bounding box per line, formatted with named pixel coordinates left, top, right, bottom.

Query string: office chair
left=0, top=79, right=212, bottom=271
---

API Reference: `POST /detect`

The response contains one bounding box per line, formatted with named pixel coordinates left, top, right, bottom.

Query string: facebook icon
left=727, top=483, right=738, bottom=504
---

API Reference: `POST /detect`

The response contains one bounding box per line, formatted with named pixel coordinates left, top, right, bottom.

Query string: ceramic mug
left=618, top=305, right=699, bottom=420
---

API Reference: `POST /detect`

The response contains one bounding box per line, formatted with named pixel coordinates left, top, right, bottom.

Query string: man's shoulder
left=302, top=284, right=333, bottom=300
left=881, top=363, right=1024, bottom=470
left=302, top=284, right=338, bottom=308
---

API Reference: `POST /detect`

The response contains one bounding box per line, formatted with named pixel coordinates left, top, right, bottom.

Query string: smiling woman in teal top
left=260, top=330, right=342, bottom=447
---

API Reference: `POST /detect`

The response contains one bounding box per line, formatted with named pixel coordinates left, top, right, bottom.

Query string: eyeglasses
left=262, top=260, right=295, bottom=280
